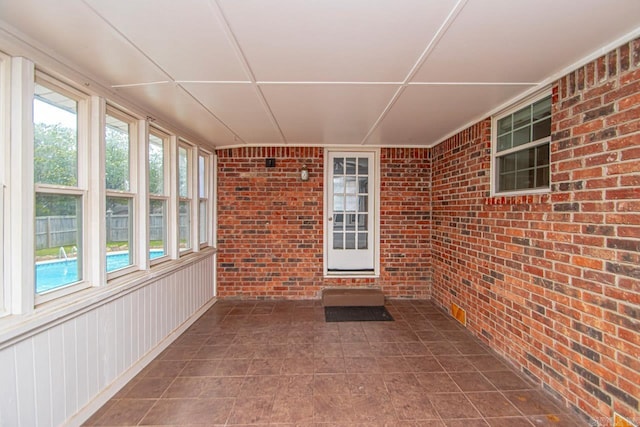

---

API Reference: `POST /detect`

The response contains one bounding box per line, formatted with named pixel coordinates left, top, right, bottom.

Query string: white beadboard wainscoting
left=0, top=251, right=216, bottom=427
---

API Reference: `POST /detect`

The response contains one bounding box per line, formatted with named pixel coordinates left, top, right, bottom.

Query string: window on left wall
left=33, top=77, right=87, bottom=298
left=105, top=107, right=137, bottom=276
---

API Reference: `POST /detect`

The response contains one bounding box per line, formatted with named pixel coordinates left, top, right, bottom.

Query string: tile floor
left=84, top=299, right=585, bottom=426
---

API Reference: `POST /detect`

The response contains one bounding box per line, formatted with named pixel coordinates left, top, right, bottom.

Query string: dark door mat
left=324, top=306, right=394, bottom=322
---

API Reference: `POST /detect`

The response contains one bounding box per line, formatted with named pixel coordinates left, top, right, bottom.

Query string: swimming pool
left=36, top=250, right=165, bottom=293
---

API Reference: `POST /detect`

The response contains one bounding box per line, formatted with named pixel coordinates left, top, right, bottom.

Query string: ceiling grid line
left=359, top=0, right=469, bottom=146
left=209, top=0, right=288, bottom=145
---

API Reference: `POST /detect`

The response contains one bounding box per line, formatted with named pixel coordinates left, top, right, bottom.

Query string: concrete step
left=322, top=288, right=385, bottom=307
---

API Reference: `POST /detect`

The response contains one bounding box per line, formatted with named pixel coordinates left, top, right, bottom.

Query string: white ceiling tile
left=0, top=0, right=168, bottom=86
left=84, top=0, right=249, bottom=82
left=260, top=84, right=399, bottom=144
left=182, top=83, right=283, bottom=144
left=413, top=0, right=640, bottom=83
left=367, top=84, right=534, bottom=146
left=218, top=0, right=458, bottom=82
left=115, top=83, right=239, bottom=147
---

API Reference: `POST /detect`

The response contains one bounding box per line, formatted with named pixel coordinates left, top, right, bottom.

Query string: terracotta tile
left=91, top=398, right=156, bottom=426
left=341, top=342, right=372, bottom=357
left=344, top=356, right=381, bottom=373
left=429, top=393, right=482, bottom=420
left=352, top=393, right=398, bottom=423
left=369, top=342, right=403, bottom=357
left=227, top=396, right=273, bottom=424
left=248, top=358, right=284, bottom=375
left=163, top=377, right=207, bottom=398
left=405, top=356, right=444, bottom=373
left=140, top=398, right=233, bottom=425
left=467, top=355, right=509, bottom=372
left=239, top=375, right=281, bottom=397
left=449, top=372, right=496, bottom=392
left=277, top=375, right=314, bottom=397
left=281, top=356, right=316, bottom=374
left=487, top=416, right=535, bottom=426
left=313, top=373, right=350, bottom=395
left=179, top=359, right=221, bottom=377
left=82, top=399, right=116, bottom=426
left=122, top=377, right=174, bottom=399
left=159, top=345, right=200, bottom=361
left=398, top=341, right=431, bottom=356
left=504, top=390, right=563, bottom=415
left=436, top=356, right=478, bottom=372
left=483, top=370, right=534, bottom=391
left=444, top=419, right=490, bottom=427
left=391, top=392, right=439, bottom=421
left=427, top=342, right=461, bottom=356
left=199, top=376, right=244, bottom=398
left=527, top=413, right=585, bottom=426
left=270, top=397, right=314, bottom=423
left=383, top=372, right=423, bottom=397
left=377, top=356, right=412, bottom=372
left=314, top=357, right=345, bottom=374
left=141, top=360, right=187, bottom=378
left=416, top=330, right=447, bottom=342
left=213, top=358, right=251, bottom=376
left=314, top=342, right=343, bottom=358
left=313, top=394, right=355, bottom=423
left=193, top=345, right=228, bottom=359
left=416, top=372, right=461, bottom=393
left=466, top=392, right=521, bottom=417
left=452, top=341, right=490, bottom=355
left=346, top=373, right=388, bottom=395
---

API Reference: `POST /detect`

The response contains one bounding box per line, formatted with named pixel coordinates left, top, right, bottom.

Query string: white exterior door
left=326, top=151, right=375, bottom=271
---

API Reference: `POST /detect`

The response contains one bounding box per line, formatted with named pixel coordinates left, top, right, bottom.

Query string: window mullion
left=87, top=95, right=107, bottom=286
left=8, top=57, right=35, bottom=314
left=137, top=118, right=149, bottom=270
left=167, top=135, right=179, bottom=259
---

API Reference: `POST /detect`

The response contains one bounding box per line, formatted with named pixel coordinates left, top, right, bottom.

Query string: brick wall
left=431, top=38, right=640, bottom=424
left=216, top=147, right=431, bottom=299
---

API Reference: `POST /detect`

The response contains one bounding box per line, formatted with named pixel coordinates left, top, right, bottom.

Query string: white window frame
left=323, top=148, right=380, bottom=277
left=491, top=89, right=552, bottom=197
left=34, top=72, right=91, bottom=304
left=148, top=127, right=171, bottom=265
left=178, top=141, right=193, bottom=255
left=198, top=149, right=212, bottom=249
left=0, top=51, right=9, bottom=315
left=104, top=105, right=139, bottom=279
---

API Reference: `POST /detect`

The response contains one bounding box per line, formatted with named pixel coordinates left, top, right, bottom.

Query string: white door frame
left=323, top=148, right=380, bottom=277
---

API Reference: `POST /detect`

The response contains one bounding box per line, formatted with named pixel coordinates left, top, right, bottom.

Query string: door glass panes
left=332, top=156, right=369, bottom=250
left=35, top=193, right=82, bottom=293
left=33, top=84, right=78, bottom=186
left=105, top=114, right=130, bottom=191
left=106, top=196, right=133, bottom=272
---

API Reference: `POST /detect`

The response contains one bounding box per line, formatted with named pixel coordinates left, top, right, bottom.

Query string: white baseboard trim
left=65, top=297, right=218, bottom=427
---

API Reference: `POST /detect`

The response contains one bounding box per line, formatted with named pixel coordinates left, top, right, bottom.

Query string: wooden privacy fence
left=36, top=214, right=185, bottom=249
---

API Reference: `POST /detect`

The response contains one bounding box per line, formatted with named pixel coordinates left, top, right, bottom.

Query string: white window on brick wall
left=492, top=91, right=551, bottom=195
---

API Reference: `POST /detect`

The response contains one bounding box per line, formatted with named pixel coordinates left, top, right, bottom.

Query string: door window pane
left=33, top=84, right=78, bottom=186
left=35, top=193, right=82, bottom=293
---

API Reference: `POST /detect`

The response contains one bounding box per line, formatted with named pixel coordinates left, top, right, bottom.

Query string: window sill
left=0, top=247, right=216, bottom=350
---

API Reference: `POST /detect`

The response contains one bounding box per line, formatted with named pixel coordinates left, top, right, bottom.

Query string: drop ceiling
left=1, top=0, right=639, bottom=149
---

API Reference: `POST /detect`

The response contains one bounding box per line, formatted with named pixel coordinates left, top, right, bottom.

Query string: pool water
left=36, top=250, right=165, bottom=293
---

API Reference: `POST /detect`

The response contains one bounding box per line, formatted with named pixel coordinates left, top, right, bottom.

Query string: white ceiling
left=1, top=0, right=639, bottom=149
